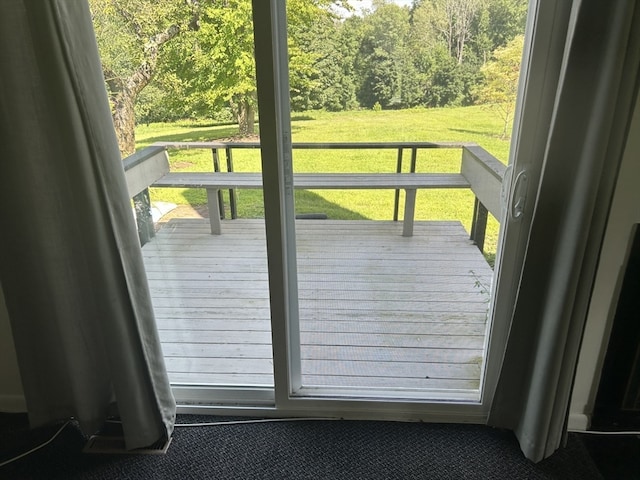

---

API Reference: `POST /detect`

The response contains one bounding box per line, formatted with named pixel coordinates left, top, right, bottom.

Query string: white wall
left=569, top=93, right=640, bottom=430
left=0, top=283, right=26, bottom=412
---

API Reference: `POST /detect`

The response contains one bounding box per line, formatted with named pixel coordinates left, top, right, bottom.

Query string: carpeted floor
left=0, top=413, right=617, bottom=479
left=581, top=433, right=640, bottom=479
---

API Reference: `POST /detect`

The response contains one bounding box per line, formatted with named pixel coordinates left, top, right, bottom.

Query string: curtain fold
left=0, top=0, right=175, bottom=449
left=488, top=0, right=640, bottom=462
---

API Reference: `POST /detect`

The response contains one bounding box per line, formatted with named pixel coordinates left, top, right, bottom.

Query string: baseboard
left=0, top=394, right=27, bottom=413
left=568, top=412, right=590, bottom=431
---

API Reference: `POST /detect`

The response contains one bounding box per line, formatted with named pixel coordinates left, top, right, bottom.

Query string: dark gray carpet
left=582, top=433, right=640, bottom=479
left=0, top=414, right=604, bottom=479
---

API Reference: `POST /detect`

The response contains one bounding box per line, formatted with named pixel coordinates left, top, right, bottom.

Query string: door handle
left=509, top=169, right=528, bottom=222
left=501, top=164, right=514, bottom=219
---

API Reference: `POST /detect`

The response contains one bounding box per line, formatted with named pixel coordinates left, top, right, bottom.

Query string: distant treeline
left=91, top=0, right=527, bottom=151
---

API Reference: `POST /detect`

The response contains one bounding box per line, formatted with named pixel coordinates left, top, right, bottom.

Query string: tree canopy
left=473, top=34, right=524, bottom=138
left=90, top=0, right=201, bottom=154
left=90, top=0, right=528, bottom=147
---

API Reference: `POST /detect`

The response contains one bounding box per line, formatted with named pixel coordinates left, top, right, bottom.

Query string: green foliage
left=355, top=3, right=410, bottom=108
left=90, top=0, right=201, bottom=153
left=291, top=14, right=360, bottom=112
left=137, top=0, right=342, bottom=124
left=91, top=0, right=189, bottom=77
left=423, top=47, right=464, bottom=106
left=359, top=48, right=400, bottom=108
left=473, top=34, right=524, bottom=137
left=104, top=0, right=528, bottom=126
left=289, top=41, right=322, bottom=112
left=483, top=0, right=529, bottom=50
left=337, top=0, right=526, bottom=111
left=160, top=0, right=256, bottom=128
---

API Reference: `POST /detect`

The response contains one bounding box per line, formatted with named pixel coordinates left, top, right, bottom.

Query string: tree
left=422, top=46, right=464, bottom=106
left=159, top=0, right=341, bottom=134
left=406, top=0, right=486, bottom=107
left=289, top=14, right=359, bottom=112
left=451, top=0, right=481, bottom=64
left=469, top=0, right=528, bottom=64
left=424, top=0, right=481, bottom=65
left=484, top=0, right=528, bottom=50
left=360, top=49, right=400, bottom=108
left=355, top=2, right=410, bottom=108
left=90, top=0, right=201, bottom=155
left=180, top=0, right=257, bottom=135
left=473, top=34, right=524, bottom=138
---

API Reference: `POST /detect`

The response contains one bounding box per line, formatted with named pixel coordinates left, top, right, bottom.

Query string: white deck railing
left=123, top=142, right=506, bottom=252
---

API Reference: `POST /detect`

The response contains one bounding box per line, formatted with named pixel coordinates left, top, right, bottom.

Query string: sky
left=336, top=0, right=415, bottom=17
left=351, top=0, right=414, bottom=9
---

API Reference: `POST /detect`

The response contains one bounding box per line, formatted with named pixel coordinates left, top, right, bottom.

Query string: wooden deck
left=142, top=218, right=493, bottom=396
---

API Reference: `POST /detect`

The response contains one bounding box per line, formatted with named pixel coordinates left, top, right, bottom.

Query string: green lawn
left=136, top=105, right=511, bottom=261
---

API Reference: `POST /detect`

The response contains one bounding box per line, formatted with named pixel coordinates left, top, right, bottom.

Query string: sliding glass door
left=138, top=1, right=277, bottom=408
left=167, top=0, right=560, bottom=422
left=251, top=0, right=520, bottom=420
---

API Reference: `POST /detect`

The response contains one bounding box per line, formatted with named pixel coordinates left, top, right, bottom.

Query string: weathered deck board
left=142, top=218, right=493, bottom=396
left=159, top=331, right=484, bottom=349
left=156, top=319, right=486, bottom=334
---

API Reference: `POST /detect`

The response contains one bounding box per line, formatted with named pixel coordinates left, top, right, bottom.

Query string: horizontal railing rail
left=123, top=141, right=506, bottom=251
left=153, top=141, right=473, bottom=149
left=154, top=141, right=478, bottom=220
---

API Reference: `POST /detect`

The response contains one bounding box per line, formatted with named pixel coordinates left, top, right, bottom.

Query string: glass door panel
left=283, top=0, right=524, bottom=402
left=97, top=0, right=277, bottom=402
left=142, top=209, right=274, bottom=390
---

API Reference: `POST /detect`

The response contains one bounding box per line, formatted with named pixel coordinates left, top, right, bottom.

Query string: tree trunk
left=100, top=6, right=201, bottom=157
left=111, top=91, right=137, bottom=157
left=237, top=98, right=255, bottom=135
left=502, top=112, right=512, bottom=140
left=457, top=37, right=465, bottom=64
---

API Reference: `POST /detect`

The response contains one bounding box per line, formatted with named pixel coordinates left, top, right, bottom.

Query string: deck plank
left=158, top=330, right=484, bottom=349
left=143, top=219, right=493, bottom=398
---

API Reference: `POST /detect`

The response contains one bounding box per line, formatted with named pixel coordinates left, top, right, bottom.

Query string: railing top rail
left=152, top=141, right=475, bottom=150
left=462, top=144, right=506, bottom=181
left=123, top=144, right=166, bottom=170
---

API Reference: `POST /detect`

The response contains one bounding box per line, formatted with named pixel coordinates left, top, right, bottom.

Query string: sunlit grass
left=136, top=105, right=511, bottom=260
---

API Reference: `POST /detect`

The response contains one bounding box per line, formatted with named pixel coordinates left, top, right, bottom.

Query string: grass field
left=136, top=105, right=511, bottom=261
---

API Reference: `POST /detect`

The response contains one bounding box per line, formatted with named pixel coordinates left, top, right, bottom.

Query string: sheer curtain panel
left=0, top=1, right=175, bottom=449
left=489, top=0, right=640, bottom=462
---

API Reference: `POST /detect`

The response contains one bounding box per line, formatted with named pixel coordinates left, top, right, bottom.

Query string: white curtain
left=489, top=0, right=640, bottom=462
left=0, top=1, right=175, bottom=449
